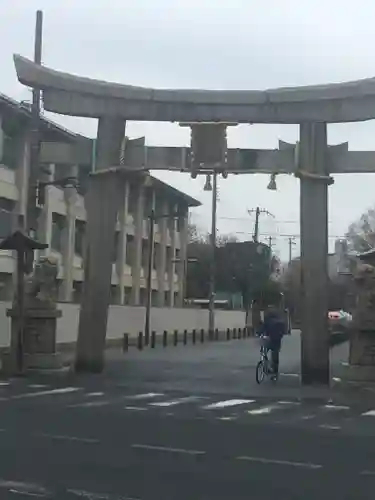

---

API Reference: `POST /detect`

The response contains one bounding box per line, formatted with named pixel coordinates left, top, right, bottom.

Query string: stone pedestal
left=345, top=329, right=375, bottom=382
left=1, top=307, right=63, bottom=374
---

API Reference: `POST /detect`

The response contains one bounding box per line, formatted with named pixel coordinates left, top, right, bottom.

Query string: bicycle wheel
left=256, top=360, right=266, bottom=384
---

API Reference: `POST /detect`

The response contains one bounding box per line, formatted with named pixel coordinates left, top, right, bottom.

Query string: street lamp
left=267, top=173, right=277, bottom=191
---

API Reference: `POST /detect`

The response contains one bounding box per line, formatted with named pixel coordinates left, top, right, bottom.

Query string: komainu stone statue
left=24, top=255, right=59, bottom=309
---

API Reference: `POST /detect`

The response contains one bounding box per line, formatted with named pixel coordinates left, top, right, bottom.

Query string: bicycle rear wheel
left=256, top=360, right=266, bottom=384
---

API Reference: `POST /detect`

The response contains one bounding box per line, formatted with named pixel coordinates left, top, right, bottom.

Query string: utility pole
left=26, top=10, right=43, bottom=236
left=248, top=207, right=274, bottom=242
left=208, top=171, right=218, bottom=339
left=288, top=237, right=296, bottom=264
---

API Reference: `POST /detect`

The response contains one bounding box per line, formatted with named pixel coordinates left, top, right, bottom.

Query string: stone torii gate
left=14, top=52, right=375, bottom=384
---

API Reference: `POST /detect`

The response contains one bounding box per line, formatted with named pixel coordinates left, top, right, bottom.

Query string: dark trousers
left=268, top=339, right=281, bottom=374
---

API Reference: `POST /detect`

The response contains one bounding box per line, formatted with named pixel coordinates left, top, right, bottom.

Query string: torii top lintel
left=13, top=54, right=375, bottom=124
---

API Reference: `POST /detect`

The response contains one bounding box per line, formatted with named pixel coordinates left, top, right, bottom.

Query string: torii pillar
left=75, top=118, right=125, bottom=373
left=297, top=123, right=332, bottom=385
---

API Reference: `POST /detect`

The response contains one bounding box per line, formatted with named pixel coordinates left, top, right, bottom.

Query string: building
left=0, top=93, right=201, bottom=306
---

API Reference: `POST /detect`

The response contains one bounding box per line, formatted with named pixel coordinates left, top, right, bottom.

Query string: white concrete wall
left=0, top=301, right=245, bottom=348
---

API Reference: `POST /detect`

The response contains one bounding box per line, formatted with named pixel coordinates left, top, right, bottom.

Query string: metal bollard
left=238, top=327, right=242, bottom=339
left=145, top=330, right=150, bottom=346
left=244, top=327, right=248, bottom=338
left=192, top=329, right=196, bottom=344
left=163, top=330, right=168, bottom=347
left=214, top=328, right=219, bottom=341
left=226, top=328, right=230, bottom=341
left=233, top=328, right=237, bottom=339
left=200, top=329, right=205, bottom=343
left=173, top=330, right=178, bottom=346
left=151, top=331, right=156, bottom=348
left=183, top=329, right=188, bottom=345
left=122, top=333, right=129, bottom=352
left=137, top=332, right=143, bottom=350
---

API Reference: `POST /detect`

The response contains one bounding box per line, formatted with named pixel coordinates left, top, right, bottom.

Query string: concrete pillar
left=95, top=117, right=126, bottom=171
left=176, top=209, right=188, bottom=307
left=130, top=183, right=144, bottom=306
left=59, top=165, right=78, bottom=302
left=36, top=163, right=54, bottom=256
left=75, top=170, right=124, bottom=373
left=114, top=180, right=129, bottom=304
left=156, top=199, right=168, bottom=307
left=299, top=122, right=330, bottom=385
left=167, top=204, right=177, bottom=307
left=13, top=131, right=31, bottom=230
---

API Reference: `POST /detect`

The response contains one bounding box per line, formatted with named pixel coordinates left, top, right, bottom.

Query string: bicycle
left=256, top=335, right=278, bottom=384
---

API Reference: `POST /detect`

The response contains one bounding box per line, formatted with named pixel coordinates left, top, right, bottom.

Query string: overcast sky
left=2, top=0, right=375, bottom=260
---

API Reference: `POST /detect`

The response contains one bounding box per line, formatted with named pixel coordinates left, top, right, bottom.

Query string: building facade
left=0, top=93, right=200, bottom=306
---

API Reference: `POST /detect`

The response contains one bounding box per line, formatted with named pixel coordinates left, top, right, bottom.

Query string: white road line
left=69, top=400, right=110, bottom=408
left=0, top=479, right=52, bottom=497
left=203, top=399, right=255, bottom=410
left=127, top=392, right=164, bottom=400
left=85, top=392, right=105, bottom=397
left=323, top=404, right=350, bottom=410
left=362, top=410, right=375, bottom=416
left=236, top=455, right=322, bottom=469
left=12, top=387, right=81, bottom=399
left=0, top=382, right=10, bottom=386
left=34, top=432, right=99, bottom=444
left=131, top=443, right=205, bottom=455
left=277, top=401, right=301, bottom=405
left=319, top=424, right=341, bottom=430
left=68, top=488, right=140, bottom=499
left=149, top=396, right=203, bottom=407
left=124, top=406, right=148, bottom=411
left=28, top=384, right=48, bottom=389
left=361, top=470, right=375, bottom=476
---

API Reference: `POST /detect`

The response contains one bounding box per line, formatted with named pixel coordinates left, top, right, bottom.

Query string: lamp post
left=203, top=172, right=217, bottom=339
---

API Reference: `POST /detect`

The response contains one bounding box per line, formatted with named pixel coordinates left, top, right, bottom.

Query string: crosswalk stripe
left=203, top=399, right=255, bottom=409
left=362, top=409, right=375, bottom=416
left=11, top=387, right=81, bottom=399
left=150, top=396, right=203, bottom=407
left=128, top=393, right=164, bottom=400
left=247, top=401, right=299, bottom=416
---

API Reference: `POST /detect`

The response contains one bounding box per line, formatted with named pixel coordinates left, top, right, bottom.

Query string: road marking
left=12, top=387, right=80, bottom=399
left=0, top=382, right=10, bottom=387
left=280, top=373, right=299, bottom=377
left=149, top=396, right=203, bottom=407
left=362, top=410, right=375, bottom=416
left=28, top=384, right=48, bottom=389
left=319, top=424, right=341, bottom=430
left=236, top=455, right=322, bottom=469
left=34, top=432, right=99, bottom=444
left=68, top=488, right=140, bottom=499
left=85, top=392, right=105, bottom=397
left=69, top=400, right=110, bottom=408
left=203, top=399, right=255, bottom=409
left=127, top=392, right=164, bottom=400
left=0, top=479, right=52, bottom=497
left=361, top=470, right=375, bottom=476
left=277, top=401, right=301, bottom=405
left=324, top=404, right=350, bottom=410
left=217, top=416, right=237, bottom=421
left=131, top=443, right=205, bottom=455
left=124, top=406, right=148, bottom=411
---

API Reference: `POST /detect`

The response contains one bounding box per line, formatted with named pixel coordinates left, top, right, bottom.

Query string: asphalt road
left=0, top=332, right=374, bottom=499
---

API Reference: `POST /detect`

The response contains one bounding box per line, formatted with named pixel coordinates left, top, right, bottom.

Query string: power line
left=231, top=230, right=348, bottom=240
left=219, top=216, right=334, bottom=224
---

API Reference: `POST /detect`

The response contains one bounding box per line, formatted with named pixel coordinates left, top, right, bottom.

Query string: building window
left=128, top=184, right=137, bottom=215
left=51, top=213, right=65, bottom=252
left=0, top=197, right=15, bottom=238
left=126, top=234, right=134, bottom=266
left=112, top=231, right=119, bottom=262
left=74, top=220, right=86, bottom=256
left=1, top=134, right=18, bottom=170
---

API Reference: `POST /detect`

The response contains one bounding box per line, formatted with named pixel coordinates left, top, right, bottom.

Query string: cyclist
left=257, top=307, right=286, bottom=380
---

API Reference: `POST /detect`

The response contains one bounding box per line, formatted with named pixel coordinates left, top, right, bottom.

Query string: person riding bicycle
left=257, top=307, right=286, bottom=379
